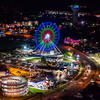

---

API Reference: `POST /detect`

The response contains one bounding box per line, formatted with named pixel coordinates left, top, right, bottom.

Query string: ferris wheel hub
left=45, top=33, right=50, bottom=40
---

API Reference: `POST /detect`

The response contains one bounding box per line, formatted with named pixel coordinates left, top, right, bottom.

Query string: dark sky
left=1, top=0, right=100, bottom=11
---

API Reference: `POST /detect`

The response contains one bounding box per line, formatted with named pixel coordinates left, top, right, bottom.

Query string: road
left=41, top=44, right=99, bottom=100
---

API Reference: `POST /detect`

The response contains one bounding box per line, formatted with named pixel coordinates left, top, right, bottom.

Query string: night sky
left=0, top=0, right=100, bottom=11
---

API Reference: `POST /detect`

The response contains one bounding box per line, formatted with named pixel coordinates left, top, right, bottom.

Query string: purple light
left=76, top=40, right=79, bottom=42
left=81, top=21, right=84, bottom=24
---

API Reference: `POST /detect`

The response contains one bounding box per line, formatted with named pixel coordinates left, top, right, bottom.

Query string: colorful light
left=45, top=34, right=50, bottom=39
left=35, top=22, right=60, bottom=51
left=71, top=5, right=80, bottom=9
left=73, top=5, right=80, bottom=8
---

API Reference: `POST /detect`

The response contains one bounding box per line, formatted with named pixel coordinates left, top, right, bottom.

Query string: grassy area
left=64, top=59, right=72, bottom=62
left=59, top=82, right=63, bottom=86
left=23, top=91, right=35, bottom=100
left=0, top=52, right=7, bottom=56
left=72, top=56, right=76, bottom=60
left=28, top=87, right=47, bottom=93
left=43, top=83, right=71, bottom=96
left=89, top=57, right=99, bottom=65
left=26, top=58, right=41, bottom=62
left=28, top=83, right=71, bottom=100
left=66, top=52, right=72, bottom=56
left=74, top=70, right=85, bottom=80
left=91, top=58, right=97, bottom=63
left=80, top=60, right=85, bottom=68
left=74, top=60, right=85, bottom=80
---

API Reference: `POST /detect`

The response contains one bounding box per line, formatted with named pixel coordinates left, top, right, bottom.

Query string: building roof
left=0, top=64, right=8, bottom=71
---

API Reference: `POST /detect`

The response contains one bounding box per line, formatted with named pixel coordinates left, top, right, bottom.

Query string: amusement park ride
left=34, top=22, right=61, bottom=56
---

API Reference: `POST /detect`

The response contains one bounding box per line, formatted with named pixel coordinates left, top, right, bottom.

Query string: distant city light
left=81, top=21, right=85, bottom=24
left=68, top=48, right=70, bottom=51
left=14, top=21, right=17, bottom=23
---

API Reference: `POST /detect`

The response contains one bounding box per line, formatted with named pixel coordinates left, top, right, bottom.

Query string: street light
left=99, top=74, right=100, bottom=78
left=68, top=48, right=70, bottom=51
left=24, top=46, right=26, bottom=49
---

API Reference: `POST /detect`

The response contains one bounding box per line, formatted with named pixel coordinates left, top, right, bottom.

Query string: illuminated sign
left=76, top=55, right=80, bottom=58
left=64, top=37, right=79, bottom=46
left=71, top=5, right=80, bottom=9
left=76, top=55, right=80, bottom=60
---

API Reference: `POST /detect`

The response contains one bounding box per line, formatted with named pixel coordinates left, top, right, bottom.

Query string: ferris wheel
left=35, top=22, right=60, bottom=52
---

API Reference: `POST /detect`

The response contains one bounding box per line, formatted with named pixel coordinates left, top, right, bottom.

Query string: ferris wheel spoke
left=53, top=31, right=57, bottom=34
left=41, top=44, right=45, bottom=53
left=49, top=42, right=53, bottom=49
left=40, top=42, right=45, bottom=51
left=35, top=22, right=60, bottom=52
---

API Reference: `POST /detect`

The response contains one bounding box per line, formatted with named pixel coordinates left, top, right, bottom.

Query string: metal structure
left=35, top=22, right=61, bottom=54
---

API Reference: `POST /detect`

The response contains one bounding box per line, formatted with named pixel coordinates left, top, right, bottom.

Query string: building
left=71, top=5, right=80, bottom=24
left=0, top=64, right=9, bottom=77
left=28, top=78, right=54, bottom=90
left=64, top=37, right=79, bottom=46
left=1, top=76, right=28, bottom=97
left=0, top=30, right=5, bottom=37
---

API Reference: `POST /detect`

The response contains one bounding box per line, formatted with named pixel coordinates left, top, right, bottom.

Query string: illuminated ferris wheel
left=35, top=22, right=60, bottom=52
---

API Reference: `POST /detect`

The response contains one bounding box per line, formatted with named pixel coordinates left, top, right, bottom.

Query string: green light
left=62, top=22, right=64, bottom=25
left=93, top=23, right=95, bottom=26
left=38, top=25, right=57, bottom=48
left=33, top=27, right=35, bottom=29
left=70, top=23, right=73, bottom=26
left=74, top=5, right=79, bottom=8
left=71, top=5, right=80, bottom=9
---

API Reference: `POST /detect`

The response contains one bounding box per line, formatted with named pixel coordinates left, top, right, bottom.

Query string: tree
left=41, top=57, right=46, bottom=64
left=64, top=53, right=66, bottom=58
left=66, top=52, right=72, bottom=56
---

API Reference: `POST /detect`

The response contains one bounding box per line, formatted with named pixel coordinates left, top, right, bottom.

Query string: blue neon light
left=71, top=5, right=80, bottom=9
left=73, top=7, right=80, bottom=9
left=5, top=71, right=9, bottom=76
left=35, top=22, right=60, bottom=51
